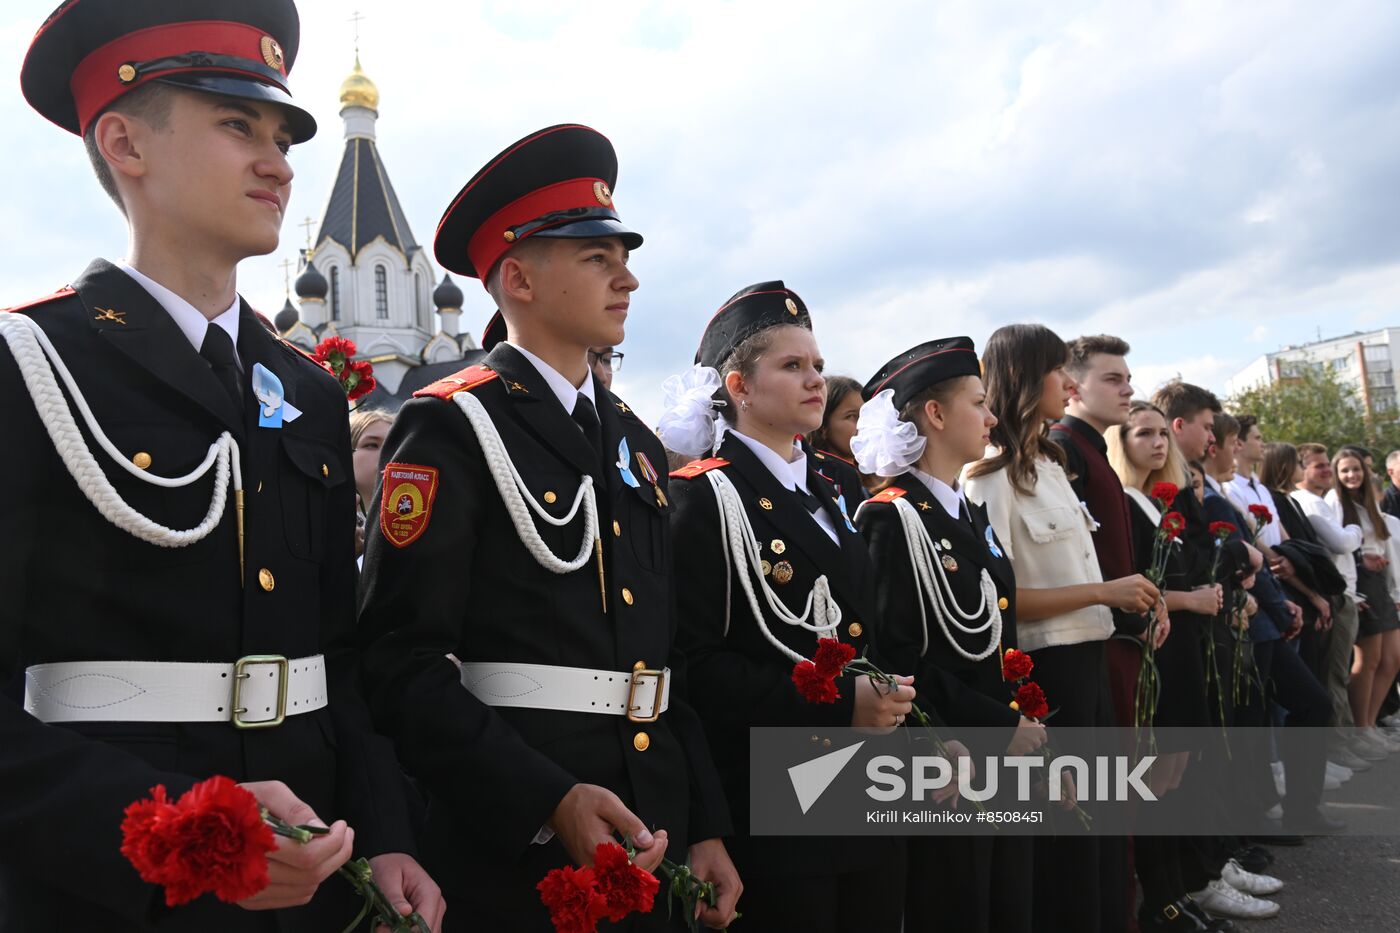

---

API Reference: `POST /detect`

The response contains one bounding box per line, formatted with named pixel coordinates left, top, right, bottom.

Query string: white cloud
left=3, top=0, right=1399, bottom=420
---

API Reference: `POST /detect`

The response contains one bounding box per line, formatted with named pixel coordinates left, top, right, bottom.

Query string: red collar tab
left=868, top=486, right=907, bottom=504
left=466, top=177, right=616, bottom=283
left=413, top=365, right=500, bottom=400
left=71, top=20, right=289, bottom=134
left=669, top=457, right=730, bottom=480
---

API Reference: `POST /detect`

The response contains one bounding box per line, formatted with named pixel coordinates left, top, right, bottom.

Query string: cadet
left=662, top=283, right=917, bottom=931
left=852, top=337, right=1042, bottom=933
left=356, top=124, right=741, bottom=930
left=1, top=1, right=440, bottom=929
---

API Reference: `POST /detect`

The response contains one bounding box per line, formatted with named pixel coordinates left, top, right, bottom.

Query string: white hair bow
left=656, top=364, right=723, bottom=458
left=850, top=388, right=926, bottom=477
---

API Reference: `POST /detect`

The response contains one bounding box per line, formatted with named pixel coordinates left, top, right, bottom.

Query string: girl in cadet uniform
left=659, top=281, right=924, bottom=932
left=851, top=336, right=1045, bottom=933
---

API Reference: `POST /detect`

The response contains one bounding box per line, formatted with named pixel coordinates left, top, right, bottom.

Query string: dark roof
left=351, top=354, right=487, bottom=413
left=316, top=137, right=419, bottom=260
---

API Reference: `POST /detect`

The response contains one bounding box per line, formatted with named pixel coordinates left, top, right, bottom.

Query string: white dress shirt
left=506, top=342, right=597, bottom=416
left=1226, top=472, right=1282, bottom=548
left=728, top=430, right=839, bottom=544
left=1291, top=487, right=1362, bottom=600
left=910, top=467, right=965, bottom=522
left=116, top=260, right=241, bottom=367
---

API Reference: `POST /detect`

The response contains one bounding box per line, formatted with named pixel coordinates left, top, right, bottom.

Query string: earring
left=740, top=400, right=750, bottom=411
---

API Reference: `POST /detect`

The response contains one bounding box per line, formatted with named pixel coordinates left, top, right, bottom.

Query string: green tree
left=1227, top=364, right=1399, bottom=454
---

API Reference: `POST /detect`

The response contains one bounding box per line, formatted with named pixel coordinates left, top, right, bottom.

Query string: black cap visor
left=155, top=73, right=316, bottom=143
left=529, top=216, right=643, bottom=251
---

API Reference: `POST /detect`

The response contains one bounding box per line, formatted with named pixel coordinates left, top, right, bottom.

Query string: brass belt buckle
left=626, top=668, right=665, bottom=723
left=231, top=655, right=289, bottom=729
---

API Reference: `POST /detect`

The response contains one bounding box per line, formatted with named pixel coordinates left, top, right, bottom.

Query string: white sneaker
left=1370, top=728, right=1400, bottom=751
left=1190, top=879, right=1281, bottom=919
left=1380, top=712, right=1400, bottom=728
left=1326, top=761, right=1353, bottom=782
left=1264, top=802, right=1284, bottom=820
left=1270, top=760, right=1286, bottom=797
left=1333, top=747, right=1373, bottom=771
left=1350, top=734, right=1389, bottom=760
left=1323, top=773, right=1342, bottom=790
left=1221, top=858, right=1286, bottom=896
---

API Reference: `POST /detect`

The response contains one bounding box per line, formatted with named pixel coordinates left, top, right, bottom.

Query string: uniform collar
left=1204, top=473, right=1223, bottom=494
left=115, top=259, right=241, bottom=366
left=505, top=341, right=596, bottom=414
left=728, top=429, right=809, bottom=493
left=910, top=466, right=965, bottom=520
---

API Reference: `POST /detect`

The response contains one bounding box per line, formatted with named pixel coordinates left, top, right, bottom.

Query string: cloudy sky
left=4, top=0, right=1399, bottom=422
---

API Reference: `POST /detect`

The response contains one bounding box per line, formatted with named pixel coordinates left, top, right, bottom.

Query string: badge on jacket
left=380, top=462, right=440, bottom=548
left=251, top=363, right=302, bottom=428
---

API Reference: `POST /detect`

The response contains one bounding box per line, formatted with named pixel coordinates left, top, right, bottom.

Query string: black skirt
left=1356, top=564, right=1400, bottom=637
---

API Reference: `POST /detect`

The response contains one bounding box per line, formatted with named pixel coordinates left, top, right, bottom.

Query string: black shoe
left=1232, top=844, right=1274, bottom=873
left=1140, top=899, right=1209, bottom=931
left=1283, top=810, right=1346, bottom=835
left=1181, top=896, right=1236, bottom=932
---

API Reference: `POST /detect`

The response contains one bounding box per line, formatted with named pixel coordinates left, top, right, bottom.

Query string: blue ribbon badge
left=835, top=492, right=856, bottom=533
left=985, top=523, right=1004, bottom=559
left=252, top=363, right=302, bottom=428
left=616, top=437, right=641, bottom=488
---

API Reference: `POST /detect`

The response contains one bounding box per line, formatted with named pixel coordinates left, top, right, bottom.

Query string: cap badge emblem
left=593, top=182, right=613, bottom=206
left=785, top=297, right=799, bottom=316
left=117, top=63, right=137, bottom=84
left=260, top=36, right=285, bottom=71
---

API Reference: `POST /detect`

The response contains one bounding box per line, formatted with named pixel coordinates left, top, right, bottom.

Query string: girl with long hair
left=1327, top=449, right=1400, bottom=745
left=962, top=324, right=1158, bottom=933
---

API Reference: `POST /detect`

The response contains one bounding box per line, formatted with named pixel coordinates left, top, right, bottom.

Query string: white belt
left=24, top=654, right=327, bottom=729
left=459, top=662, right=670, bottom=722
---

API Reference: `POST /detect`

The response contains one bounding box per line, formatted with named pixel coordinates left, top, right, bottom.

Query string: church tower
left=302, top=56, right=439, bottom=394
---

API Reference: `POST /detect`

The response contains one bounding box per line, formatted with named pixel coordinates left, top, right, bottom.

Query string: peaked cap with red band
left=433, top=124, right=642, bottom=281
left=480, top=309, right=506, bottom=351
left=696, top=280, right=813, bottom=370
left=862, top=336, right=981, bottom=409
left=21, top=0, right=315, bottom=143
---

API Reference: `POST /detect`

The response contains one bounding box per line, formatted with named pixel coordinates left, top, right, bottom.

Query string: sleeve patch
left=868, top=486, right=907, bottom=504
left=380, top=463, right=441, bottom=548
left=669, top=457, right=730, bottom=479
left=413, top=365, right=499, bottom=400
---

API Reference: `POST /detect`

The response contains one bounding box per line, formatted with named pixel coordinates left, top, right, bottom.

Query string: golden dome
left=339, top=56, right=379, bottom=112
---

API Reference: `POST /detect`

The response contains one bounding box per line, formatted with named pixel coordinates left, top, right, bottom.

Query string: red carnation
left=345, top=359, right=377, bottom=401
left=1015, top=682, right=1050, bottom=721
left=1161, top=511, right=1186, bottom=540
left=1208, top=520, right=1237, bottom=540
left=591, top=842, right=659, bottom=922
left=538, top=864, right=606, bottom=933
left=1248, top=503, right=1273, bottom=525
left=1150, top=482, right=1180, bottom=506
left=312, top=336, right=358, bottom=368
left=1001, top=648, right=1034, bottom=682
left=792, top=660, right=842, bottom=704
left=812, top=638, right=857, bottom=677
left=120, top=777, right=276, bottom=907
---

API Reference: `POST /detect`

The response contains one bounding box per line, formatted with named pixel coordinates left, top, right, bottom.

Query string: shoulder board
left=3, top=287, right=75, bottom=313
left=413, top=365, right=499, bottom=400
left=670, top=457, right=730, bottom=479
left=813, top=448, right=857, bottom=467
left=253, top=310, right=277, bottom=333
left=867, top=486, right=907, bottom=504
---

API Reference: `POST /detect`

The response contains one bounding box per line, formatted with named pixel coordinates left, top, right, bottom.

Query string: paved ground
left=1249, top=743, right=1400, bottom=930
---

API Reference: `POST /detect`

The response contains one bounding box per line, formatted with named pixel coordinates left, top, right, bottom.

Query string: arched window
left=329, top=267, right=340, bottom=321
left=414, top=271, right=424, bottom=328
left=375, top=265, right=389, bottom=319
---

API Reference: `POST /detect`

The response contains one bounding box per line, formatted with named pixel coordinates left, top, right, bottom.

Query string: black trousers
left=1026, top=639, right=1127, bottom=933
left=905, top=836, right=1032, bottom=933
left=1251, top=639, right=1332, bottom=826
left=735, top=847, right=907, bottom=933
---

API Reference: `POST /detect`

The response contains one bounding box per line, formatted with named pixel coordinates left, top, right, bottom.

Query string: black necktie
left=795, top=486, right=821, bottom=513
left=571, top=393, right=602, bottom=459
left=200, top=325, right=242, bottom=413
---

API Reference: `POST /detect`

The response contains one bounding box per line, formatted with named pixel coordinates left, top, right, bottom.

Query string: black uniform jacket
left=669, top=432, right=905, bottom=876
left=0, top=260, right=413, bottom=931
left=356, top=345, right=730, bottom=897
left=857, top=474, right=1020, bottom=756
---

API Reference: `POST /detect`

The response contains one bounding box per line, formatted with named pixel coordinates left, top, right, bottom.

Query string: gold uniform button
left=633, top=732, right=650, bottom=752
left=117, top=63, right=137, bottom=83
left=822, top=738, right=832, bottom=748
left=320, top=463, right=329, bottom=477
left=544, top=491, right=558, bottom=504
left=613, top=520, right=622, bottom=537
left=132, top=451, right=152, bottom=470
left=633, top=660, right=647, bottom=671
left=848, top=622, right=864, bottom=638
left=998, top=597, right=1009, bottom=611
left=622, top=587, right=634, bottom=606
left=258, top=568, right=275, bottom=592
